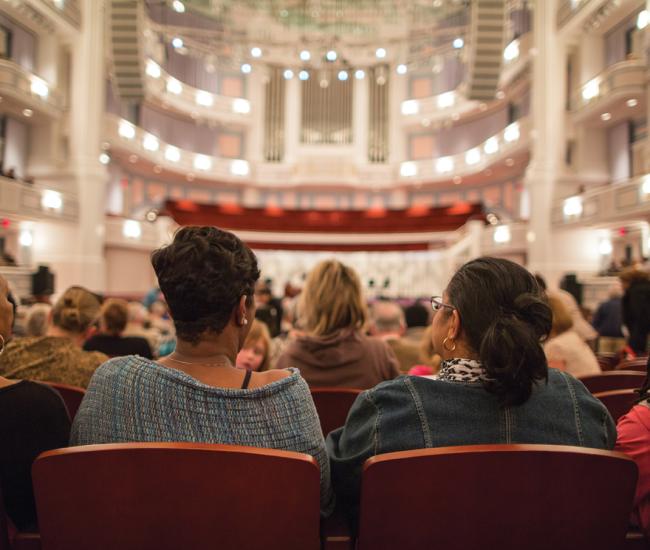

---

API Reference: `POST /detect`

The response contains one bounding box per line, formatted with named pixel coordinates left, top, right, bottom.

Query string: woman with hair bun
left=0, top=286, right=106, bottom=388
left=328, top=257, right=615, bottom=524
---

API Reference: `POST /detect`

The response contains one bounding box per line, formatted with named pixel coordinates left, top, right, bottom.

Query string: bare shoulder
left=261, top=368, right=292, bottom=382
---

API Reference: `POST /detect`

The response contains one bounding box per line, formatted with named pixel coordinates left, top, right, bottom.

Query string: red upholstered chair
left=596, top=354, right=617, bottom=372
left=0, top=487, right=41, bottom=550
left=32, top=443, right=321, bottom=550
left=616, top=357, right=649, bottom=372
left=39, top=382, right=85, bottom=421
left=594, top=389, right=639, bottom=423
left=311, top=388, right=362, bottom=436
left=356, top=444, right=637, bottom=550
left=578, top=371, right=646, bottom=394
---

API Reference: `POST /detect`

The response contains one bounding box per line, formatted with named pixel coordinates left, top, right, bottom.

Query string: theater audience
left=616, top=355, right=650, bottom=538
left=71, top=226, right=333, bottom=515
left=328, top=258, right=615, bottom=525
left=0, top=286, right=107, bottom=388
left=591, top=284, right=626, bottom=354
left=24, top=303, right=51, bottom=337
left=123, top=301, right=161, bottom=356
left=83, top=298, right=153, bottom=359
left=236, top=319, right=271, bottom=372
left=369, top=301, right=420, bottom=374
left=536, top=274, right=597, bottom=343
left=544, top=295, right=600, bottom=377
left=403, top=300, right=430, bottom=345
left=620, top=268, right=650, bottom=355
left=0, top=274, right=70, bottom=532
left=275, top=260, right=400, bottom=388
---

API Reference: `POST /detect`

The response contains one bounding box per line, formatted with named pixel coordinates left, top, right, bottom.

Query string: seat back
left=616, top=357, right=649, bottom=372
left=578, top=371, right=646, bottom=394
left=594, top=389, right=639, bottom=422
left=32, top=443, right=321, bottom=550
left=310, top=388, right=362, bottom=436
left=39, top=382, right=85, bottom=421
left=357, top=444, right=637, bottom=550
left=596, top=354, right=617, bottom=372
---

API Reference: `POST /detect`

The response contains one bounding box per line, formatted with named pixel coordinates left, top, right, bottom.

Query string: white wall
left=105, top=246, right=157, bottom=295
left=608, top=122, right=630, bottom=184
left=4, top=117, right=28, bottom=177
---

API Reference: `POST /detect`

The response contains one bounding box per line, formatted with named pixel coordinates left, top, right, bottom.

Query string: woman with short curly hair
left=71, top=226, right=333, bottom=515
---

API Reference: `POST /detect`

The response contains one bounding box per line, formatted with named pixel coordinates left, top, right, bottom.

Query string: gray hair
left=370, top=301, right=405, bottom=334
left=25, top=303, right=51, bottom=337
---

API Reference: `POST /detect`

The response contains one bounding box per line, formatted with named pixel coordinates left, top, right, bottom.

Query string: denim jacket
left=326, top=368, right=616, bottom=524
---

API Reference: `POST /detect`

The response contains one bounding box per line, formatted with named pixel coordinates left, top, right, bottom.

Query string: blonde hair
left=51, top=286, right=101, bottom=334
left=25, top=303, right=51, bottom=337
left=548, top=295, right=573, bottom=336
left=242, top=319, right=271, bottom=371
left=299, top=260, right=368, bottom=336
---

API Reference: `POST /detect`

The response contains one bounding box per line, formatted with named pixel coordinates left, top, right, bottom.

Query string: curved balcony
left=570, top=59, right=646, bottom=126
left=551, top=174, right=650, bottom=228
left=144, top=60, right=252, bottom=127
left=0, top=60, right=65, bottom=118
left=0, top=175, right=78, bottom=222
left=399, top=117, right=530, bottom=183
left=400, top=33, right=531, bottom=127
left=104, top=113, right=251, bottom=182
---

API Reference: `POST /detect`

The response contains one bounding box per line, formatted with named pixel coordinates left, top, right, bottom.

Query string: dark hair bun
left=447, top=257, right=552, bottom=407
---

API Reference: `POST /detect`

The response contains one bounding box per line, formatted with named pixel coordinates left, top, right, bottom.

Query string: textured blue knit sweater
left=71, top=356, right=333, bottom=514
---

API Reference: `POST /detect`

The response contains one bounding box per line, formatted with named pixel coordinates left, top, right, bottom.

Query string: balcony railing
left=399, top=116, right=531, bottom=182
left=104, top=113, right=251, bottom=181
left=570, top=59, right=646, bottom=112
left=0, top=59, right=65, bottom=114
left=552, top=175, right=650, bottom=227
left=0, top=176, right=78, bottom=222
left=145, top=61, right=252, bottom=126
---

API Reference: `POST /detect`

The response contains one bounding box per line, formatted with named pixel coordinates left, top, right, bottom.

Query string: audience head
left=370, top=301, right=405, bottom=336
left=534, top=273, right=547, bottom=292
left=51, top=286, right=101, bottom=336
left=236, top=319, right=271, bottom=371
left=151, top=226, right=260, bottom=346
left=128, top=301, right=149, bottom=325
left=25, top=303, right=52, bottom=337
left=0, top=275, right=14, bottom=348
left=433, top=257, right=552, bottom=406
left=100, top=298, right=129, bottom=336
left=404, top=301, right=430, bottom=328
left=619, top=268, right=650, bottom=290
left=299, top=260, right=367, bottom=337
left=547, top=295, right=573, bottom=337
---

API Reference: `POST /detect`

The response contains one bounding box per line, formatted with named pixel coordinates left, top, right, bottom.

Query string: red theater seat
left=578, top=371, right=646, bottom=394
left=311, top=388, right=362, bottom=436
left=32, top=443, right=321, bottom=550
left=616, top=357, right=649, bottom=372
left=594, top=389, right=639, bottom=423
left=356, top=444, right=637, bottom=550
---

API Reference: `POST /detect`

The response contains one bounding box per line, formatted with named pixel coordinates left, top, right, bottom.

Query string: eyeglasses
left=430, top=296, right=456, bottom=312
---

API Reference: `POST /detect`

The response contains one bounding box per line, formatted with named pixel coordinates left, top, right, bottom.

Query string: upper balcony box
left=144, top=60, right=252, bottom=127
left=570, top=59, right=646, bottom=127
left=39, top=0, right=81, bottom=30
left=0, top=60, right=65, bottom=118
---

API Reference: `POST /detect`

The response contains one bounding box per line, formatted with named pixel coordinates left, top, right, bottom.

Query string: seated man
left=369, top=301, right=419, bottom=374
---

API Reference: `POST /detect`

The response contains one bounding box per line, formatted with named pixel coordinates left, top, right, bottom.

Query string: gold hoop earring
left=443, top=336, right=456, bottom=352
left=0, top=334, right=4, bottom=355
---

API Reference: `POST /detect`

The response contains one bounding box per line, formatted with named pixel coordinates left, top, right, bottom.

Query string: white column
left=388, top=68, right=407, bottom=164
left=525, top=0, right=565, bottom=277
left=68, top=0, right=108, bottom=292
left=247, top=70, right=265, bottom=163
left=284, top=76, right=301, bottom=165
left=353, top=75, right=369, bottom=166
